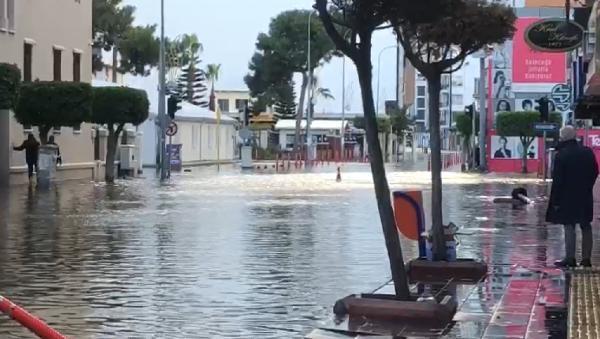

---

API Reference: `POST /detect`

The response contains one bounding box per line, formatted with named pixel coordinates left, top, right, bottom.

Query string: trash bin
left=37, top=145, right=58, bottom=187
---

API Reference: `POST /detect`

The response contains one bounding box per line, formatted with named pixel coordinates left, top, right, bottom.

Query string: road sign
left=239, top=128, right=252, bottom=140
left=166, top=122, right=178, bottom=137
left=534, top=122, right=558, bottom=133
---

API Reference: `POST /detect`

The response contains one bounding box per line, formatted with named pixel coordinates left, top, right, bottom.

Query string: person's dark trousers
left=26, top=162, right=37, bottom=178
left=564, top=223, right=593, bottom=262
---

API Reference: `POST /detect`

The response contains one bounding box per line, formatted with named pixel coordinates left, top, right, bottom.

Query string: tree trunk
left=105, top=125, right=122, bottom=183
left=112, top=47, right=118, bottom=83
left=521, top=137, right=531, bottom=174
left=426, top=74, right=447, bottom=261
left=355, top=43, right=410, bottom=300
left=294, top=72, right=309, bottom=154
left=463, top=137, right=471, bottom=170
left=39, top=126, right=50, bottom=145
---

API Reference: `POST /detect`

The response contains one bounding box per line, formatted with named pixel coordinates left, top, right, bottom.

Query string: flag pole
left=217, top=106, right=221, bottom=172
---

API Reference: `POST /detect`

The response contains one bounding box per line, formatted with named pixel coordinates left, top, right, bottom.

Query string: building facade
left=215, top=90, right=250, bottom=121
left=141, top=103, right=238, bottom=168
left=411, top=72, right=465, bottom=150
left=0, top=0, right=96, bottom=186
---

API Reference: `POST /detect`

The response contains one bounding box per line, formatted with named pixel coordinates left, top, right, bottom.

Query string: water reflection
left=0, top=165, right=569, bottom=338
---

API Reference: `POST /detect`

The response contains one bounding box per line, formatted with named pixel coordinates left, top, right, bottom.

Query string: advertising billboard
left=512, top=17, right=567, bottom=84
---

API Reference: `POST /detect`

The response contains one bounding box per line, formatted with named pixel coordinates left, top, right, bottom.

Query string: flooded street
left=0, top=164, right=567, bottom=338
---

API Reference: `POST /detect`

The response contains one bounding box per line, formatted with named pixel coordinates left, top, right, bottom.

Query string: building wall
left=215, top=90, right=250, bottom=113
left=142, top=118, right=236, bottom=167
left=0, top=0, right=95, bottom=185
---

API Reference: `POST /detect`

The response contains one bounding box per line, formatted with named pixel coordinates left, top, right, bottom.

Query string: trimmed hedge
left=15, top=81, right=93, bottom=127
left=0, top=63, right=21, bottom=110
left=496, top=111, right=562, bottom=138
left=92, top=87, right=149, bottom=126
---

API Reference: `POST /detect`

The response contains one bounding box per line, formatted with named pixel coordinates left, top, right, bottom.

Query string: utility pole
left=158, top=0, right=168, bottom=180
left=306, top=11, right=315, bottom=164
left=478, top=56, right=487, bottom=171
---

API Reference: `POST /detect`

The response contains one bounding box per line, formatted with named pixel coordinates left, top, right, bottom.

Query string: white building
left=141, top=102, right=237, bottom=167
left=412, top=68, right=472, bottom=150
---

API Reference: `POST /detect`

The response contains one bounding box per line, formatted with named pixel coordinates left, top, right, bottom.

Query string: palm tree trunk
left=112, top=47, right=118, bottom=83
left=521, top=137, right=530, bottom=174
left=427, top=74, right=446, bottom=261
left=295, top=72, right=309, bottom=154
left=356, top=39, right=410, bottom=300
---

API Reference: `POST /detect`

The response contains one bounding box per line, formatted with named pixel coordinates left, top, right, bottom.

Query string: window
left=286, top=134, right=295, bottom=149
left=23, top=43, right=32, bottom=82
left=417, top=98, right=425, bottom=109
left=6, top=0, right=13, bottom=31
left=218, top=99, right=229, bottom=112
left=452, top=95, right=463, bottom=106
left=73, top=52, right=81, bottom=82
left=417, top=109, right=425, bottom=120
left=0, top=0, right=6, bottom=30
left=417, top=86, right=426, bottom=96
left=235, top=99, right=249, bottom=112
left=53, top=48, right=62, bottom=81
left=440, top=93, right=449, bottom=107
left=452, top=76, right=463, bottom=87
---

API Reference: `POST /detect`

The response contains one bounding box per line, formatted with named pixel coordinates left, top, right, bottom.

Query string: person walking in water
left=547, top=126, right=599, bottom=268
left=13, top=133, right=40, bottom=181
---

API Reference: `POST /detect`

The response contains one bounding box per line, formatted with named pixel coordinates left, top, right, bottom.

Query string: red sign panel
left=512, top=17, right=566, bottom=83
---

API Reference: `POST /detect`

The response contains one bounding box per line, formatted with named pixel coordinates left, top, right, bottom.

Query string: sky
left=124, top=0, right=477, bottom=114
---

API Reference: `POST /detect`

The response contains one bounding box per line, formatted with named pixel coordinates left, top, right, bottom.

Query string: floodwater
left=0, top=163, right=567, bottom=338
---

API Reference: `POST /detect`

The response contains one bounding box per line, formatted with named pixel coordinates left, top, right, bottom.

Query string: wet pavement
left=0, top=163, right=591, bottom=338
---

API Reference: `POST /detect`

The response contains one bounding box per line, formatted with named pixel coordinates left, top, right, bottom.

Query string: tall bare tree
left=390, top=0, right=515, bottom=259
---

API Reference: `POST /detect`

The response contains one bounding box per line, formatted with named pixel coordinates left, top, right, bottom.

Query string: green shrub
left=92, top=86, right=149, bottom=126
left=0, top=63, right=21, bottom=110
left=16, top=81, right=93, bottom=143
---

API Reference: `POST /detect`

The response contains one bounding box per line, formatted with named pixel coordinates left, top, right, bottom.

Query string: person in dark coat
left=547, top=126, right=599, bottom=268
left=13, top=133, right=40, bottom=180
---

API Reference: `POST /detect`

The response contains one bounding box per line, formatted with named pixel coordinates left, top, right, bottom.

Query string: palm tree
left=206, top=64, right=221, bottom=84
left=309, top=76, right=335, bottom=114
left=180, top=34, right=203, bottom=66
left=174, top=34, right=209, bottom=107
left=206, top=64, right=221, bottom=111
left=315, top=87, right=334, bottom=102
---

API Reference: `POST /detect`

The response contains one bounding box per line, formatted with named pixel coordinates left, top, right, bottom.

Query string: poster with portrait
left=493, top=41, right=513, bottom=70
left=515, top=98, right=558, bottom=112
left=493, top=99, right=514, bottom=127
left=491, top=136, right=539, bottom=160
left=492, top=69, right=513, bottom=99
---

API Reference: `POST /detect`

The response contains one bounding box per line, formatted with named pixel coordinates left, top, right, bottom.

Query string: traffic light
left=244, top=105, right=251, bottom=126
left=537, top=97, right=549, bottom=122
left=465, top=104, right=474, bottom=118
left=168, top=95, right=181, bottom=120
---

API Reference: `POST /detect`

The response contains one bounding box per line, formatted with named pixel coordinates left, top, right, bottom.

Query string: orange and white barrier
left=0, top=296, right=67, bottom=339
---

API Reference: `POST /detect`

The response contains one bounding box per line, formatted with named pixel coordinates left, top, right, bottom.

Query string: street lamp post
left=341, top=54, right=346, bottom=161
left=306, top=11, right=315, bottom=164
left=341, top=31, right=351, bottom=162
left=158, top=0, right=168, bottom=180
left=376, top=45, right=398, bottom=115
